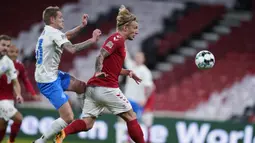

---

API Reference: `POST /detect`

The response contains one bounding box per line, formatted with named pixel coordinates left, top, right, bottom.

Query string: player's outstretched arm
left=121, top=69, right=142, bottom=84
left=65, top=14, right=89, bottom=40
left=62, top=29, right=101, bottom=54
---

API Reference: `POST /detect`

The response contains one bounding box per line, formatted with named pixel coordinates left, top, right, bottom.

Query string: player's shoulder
left=107, top=32, right=124, bottom=43
left=14, top=60, right=24, bottom=66
left=44, top=25, right=63, bottom=35
left=2, top=55, right=12, bottom=63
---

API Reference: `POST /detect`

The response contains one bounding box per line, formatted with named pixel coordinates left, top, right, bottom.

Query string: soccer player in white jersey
left=33, top=6, right=101, bottom=143
left=125, top=51, right=155, bottom=143
left=0, top=35, right=23, bottom=143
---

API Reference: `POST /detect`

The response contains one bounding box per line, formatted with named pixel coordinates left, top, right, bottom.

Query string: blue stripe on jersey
left=36, top=38, right=43, bottom=64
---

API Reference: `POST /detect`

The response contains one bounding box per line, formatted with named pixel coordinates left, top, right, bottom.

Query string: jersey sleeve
left=6, top=57, right=17, bottom=80
left=51, top=31, right=70, bottom=47
left=103, top=35, right=123, bottom=54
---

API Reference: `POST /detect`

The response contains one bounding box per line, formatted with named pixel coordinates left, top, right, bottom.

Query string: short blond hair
left=116, top=5, right=137, bottom=30
left=43, top=6, right=60, bottom=25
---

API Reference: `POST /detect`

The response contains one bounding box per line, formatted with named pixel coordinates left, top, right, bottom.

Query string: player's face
left=52, top=11, right=64, bottom=29
left=7, top=46, right=19, bottom=61
left=0, top=40, right=11, bottom=56
left=135, top=52, right=145, bottom=65
left=126, top=21, right=139, bottom=40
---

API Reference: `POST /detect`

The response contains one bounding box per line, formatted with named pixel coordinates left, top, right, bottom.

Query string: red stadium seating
left=155, top=18, right=255, bottom=111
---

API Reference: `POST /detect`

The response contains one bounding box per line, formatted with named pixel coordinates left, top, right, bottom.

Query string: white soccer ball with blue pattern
left=195, top=50, right=215, bottom=69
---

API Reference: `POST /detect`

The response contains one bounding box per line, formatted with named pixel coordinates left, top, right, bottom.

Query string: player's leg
left=8, top=111, right=23, bottom=143
left=102, top=88, right=145, bottom=143
left=142, top=92, right=155, bottom=143
left=34, top=102, right=73, bottom=143
left=141, top=111, right=153, bottom=143
left=118, top=110, right=145, bottom=143
left=127, top=100, right=144, bottom=143
left=34, top=78, right=73, bottom=143
left=0, top=100, right=18, bottom=142
left=129, top=99, right=144, bottom=121
left=58, top=70, right=86, bottom=94
left=0, top=119, right=8, bottom=142
left=66, top=76, right=86, bottom=94
left=55, top=86, right=103, bottom=143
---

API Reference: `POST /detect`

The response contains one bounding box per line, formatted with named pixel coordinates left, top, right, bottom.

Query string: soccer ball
left=195, top=50, right=215, bottom=69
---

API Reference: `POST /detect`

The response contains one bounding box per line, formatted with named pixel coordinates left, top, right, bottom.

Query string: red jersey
left=88, top=32, right=126, bottom=88
left=0, top=60, right=36, bottom=100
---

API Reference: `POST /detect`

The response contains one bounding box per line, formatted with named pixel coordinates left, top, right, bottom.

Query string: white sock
left=37, top=118, right=68, bottom=142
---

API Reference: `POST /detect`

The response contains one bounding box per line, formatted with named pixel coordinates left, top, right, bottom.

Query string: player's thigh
left=11, top=111, right=23, bottom=123
left=0, top=118, right=7, bottom=130
left=58, top=70, right=86, bottom=94
left=97, top=87, right=134, bottom=120
left=58, top=101, right=74, bottom=123
left=68, top=76, right=86, bottom=94
left=0, top=100, right=18, bottom=122
left=81, top=87, right=105, bottom=118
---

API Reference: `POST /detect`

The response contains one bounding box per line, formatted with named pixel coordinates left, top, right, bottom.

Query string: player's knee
left=63, top=113, right=74, bottom=124
left=77, top=81, right=86, bottom=94
left=119, top=110, right=137, bottom=122
left=12, top=112, right=23, bottom=123
left=83, top=117, right=95, bottom=131
left=73, top=80, right=86, bottom=94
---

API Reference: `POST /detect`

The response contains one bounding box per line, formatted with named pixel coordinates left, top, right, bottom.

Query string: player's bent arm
left=12, top=78, right=22, bottom=97
left=120, top=69, right=131, bottom=76
left=65, top=25, right=84, bottom=40
left=61, top=38, right=96, bottom=54
left=95, top=48, right=110, bottom=72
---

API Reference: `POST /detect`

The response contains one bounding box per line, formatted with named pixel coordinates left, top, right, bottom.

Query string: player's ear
left=50, top=16, right=55, bottom=24
left=122, top=24, right=128, bottom=32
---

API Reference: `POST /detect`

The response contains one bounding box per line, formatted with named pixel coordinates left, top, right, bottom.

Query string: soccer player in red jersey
left=0, top=35, right=23, bottom=143
left=7, top=45, right=39, bottom=99
left=55, top=5, right=146, bottom=143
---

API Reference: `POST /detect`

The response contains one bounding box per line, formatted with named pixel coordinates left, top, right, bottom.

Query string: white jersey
left=0, top=55, right=17, bottom=81
left=34, top=25, right=70, bottom=83
left=124, top=53, right=153, bottom=103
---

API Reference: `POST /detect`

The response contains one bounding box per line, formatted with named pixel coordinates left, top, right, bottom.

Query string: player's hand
left=128, top=71, right=142, bottom=84
left=16, top=95, right=24, bottom=104
left=92, top=29, right=102, bottom=42
left=81, top=14, right=89, bottom=27
left=95, top=72, right=108, bottom=78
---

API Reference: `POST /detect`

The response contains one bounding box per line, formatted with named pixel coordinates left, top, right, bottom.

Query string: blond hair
left=43, top=6, right=60, bottom=25
left=116, top=5, right=137, bottom=30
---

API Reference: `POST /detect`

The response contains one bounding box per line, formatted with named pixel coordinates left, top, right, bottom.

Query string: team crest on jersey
left=106, top=41, right=114, bottom=49
left=113, top=35, right=121, bottom=41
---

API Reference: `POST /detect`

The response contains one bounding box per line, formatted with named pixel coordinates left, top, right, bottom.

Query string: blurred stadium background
left=1, top=0, right=255, bottom=142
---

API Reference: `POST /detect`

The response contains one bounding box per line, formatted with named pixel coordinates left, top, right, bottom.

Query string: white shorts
left=81, top=86, right=132, bottom=118
left=0, top=100, right=17, bottom=121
